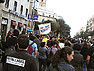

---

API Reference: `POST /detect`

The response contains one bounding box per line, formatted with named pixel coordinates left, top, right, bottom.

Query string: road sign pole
left=32, top=0, right=36, bottom=34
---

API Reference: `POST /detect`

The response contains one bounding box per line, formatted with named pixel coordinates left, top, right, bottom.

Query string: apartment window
left=5, top=0, right=10, bottom=8
left=20, top=5, right=23, bottom=14
left=26, top=8, right=28, bottom=17
left=14, top=1, right=17, bottom=11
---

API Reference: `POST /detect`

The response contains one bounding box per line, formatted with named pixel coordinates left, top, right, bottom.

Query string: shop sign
left=9, top=9, right=25, bottom=19
left=28, top=14, right=38, bottom=20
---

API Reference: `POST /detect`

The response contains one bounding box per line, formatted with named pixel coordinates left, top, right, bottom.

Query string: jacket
left=3, top=50, right=38, bottom=71
left=71, top=50, right=83, bottom=71
left=57, top=62, right=75, bottom=71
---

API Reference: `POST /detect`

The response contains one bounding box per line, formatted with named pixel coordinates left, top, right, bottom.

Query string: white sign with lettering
left=38, top=23, right=51, bottom=34
left=6, top=56, right=26, bottom=67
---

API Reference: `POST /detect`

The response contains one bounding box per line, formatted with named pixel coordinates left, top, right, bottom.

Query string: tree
left=57, top=18, right=71, bottom=37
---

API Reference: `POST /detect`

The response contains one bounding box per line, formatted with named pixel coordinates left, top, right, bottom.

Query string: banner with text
left=38, top=23, right=51, bottom=35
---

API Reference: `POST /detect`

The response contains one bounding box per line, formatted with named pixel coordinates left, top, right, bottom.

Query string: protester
left=3, top=34, right=38, bottom=71
left=48, top=46, right=75, bottom=71
left=71, top=43, right=83, bottom=71
left=80, top=42, right=89, bottom=71
left=47, top=41, right=57, bottom=67
left=34, top=34, right=41, bottom=51
left=38, top=42, right=48, bottom=71
left=5, top=29, right=19, bottom=54
left=87, top=41, right=94, bottom=71
left=29, top=33, right=38, bottom=58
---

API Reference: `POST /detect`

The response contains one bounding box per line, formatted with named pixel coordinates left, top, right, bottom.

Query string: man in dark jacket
left=3, top=34, right=38, bottom=71
left=87, top=41, right=94, bottom=71
left=71, top=43, right=83, bottom=71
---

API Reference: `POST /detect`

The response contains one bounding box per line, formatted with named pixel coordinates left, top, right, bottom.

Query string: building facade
left=1, top=0, right=30, bottom=37
left=86, top=17, right=94, bottom=31
left=28, top=0, right=58, bottom=34
left=37, top=0, right=57, bottom=22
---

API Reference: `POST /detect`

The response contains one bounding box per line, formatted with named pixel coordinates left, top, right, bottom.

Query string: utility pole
left=32, top=0, right=38, bottom=34
left=32, top=0, right=36, bottom=34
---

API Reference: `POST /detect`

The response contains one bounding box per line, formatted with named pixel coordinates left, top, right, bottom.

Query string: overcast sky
left=46, top=0, right=94, bottom=37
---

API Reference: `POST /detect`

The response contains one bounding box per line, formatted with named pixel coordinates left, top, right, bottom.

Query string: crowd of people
left=0, top=29, right=94, bottom=71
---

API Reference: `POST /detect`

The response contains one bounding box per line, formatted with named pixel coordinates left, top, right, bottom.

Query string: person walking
left=48, top=46, right=75, bottom=71
left=71, top=43, right=83, bottom=71
left=87, top=41, right=94, bottom=71
left=38, top=42, right=48, bottom=71
left=3, top=34, right=38, bottom=71
left=29, top=33, right=38, bottom=58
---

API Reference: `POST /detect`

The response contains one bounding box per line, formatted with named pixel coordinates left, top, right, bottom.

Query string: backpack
left=27, top=42, right=34, bottom=55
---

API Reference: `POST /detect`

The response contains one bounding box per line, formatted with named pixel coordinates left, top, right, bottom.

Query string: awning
left=11, top=21, right=16, bottom=26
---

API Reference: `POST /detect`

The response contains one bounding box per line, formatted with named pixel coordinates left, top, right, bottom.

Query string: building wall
left=87, top=17, right=94, bottom=32
left=1, top=0, right=30, bottom=35
left=37, top=0, right=58, bottom=23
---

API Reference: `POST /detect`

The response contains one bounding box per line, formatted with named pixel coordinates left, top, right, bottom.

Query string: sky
left=46, top=0, right=94, bottom=37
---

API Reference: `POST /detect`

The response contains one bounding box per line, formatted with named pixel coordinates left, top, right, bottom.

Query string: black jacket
left=3, top=50, right=38, bottom=71
left=71, top=50, right=83, bottom=71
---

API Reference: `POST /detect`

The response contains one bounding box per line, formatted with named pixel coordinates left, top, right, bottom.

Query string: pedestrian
left=81, top=42, right=89, bottom=71
left=71, top=43, right=83, bottom=71
left=29, top=33, right=38, bottom=58
left=5, top=29, right=19, bottom=55
left=3, top=34, right=38, bottom=71
left=47, top=41, right=57, bottom=67
left=87, top=41, right=94, bottom=71
left=48, top=46, right=75, bottom=71
left=38, top=42, right=48, bottom=71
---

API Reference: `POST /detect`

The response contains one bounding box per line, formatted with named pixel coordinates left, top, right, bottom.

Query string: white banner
left=38, top=23, right=51, bottom=34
